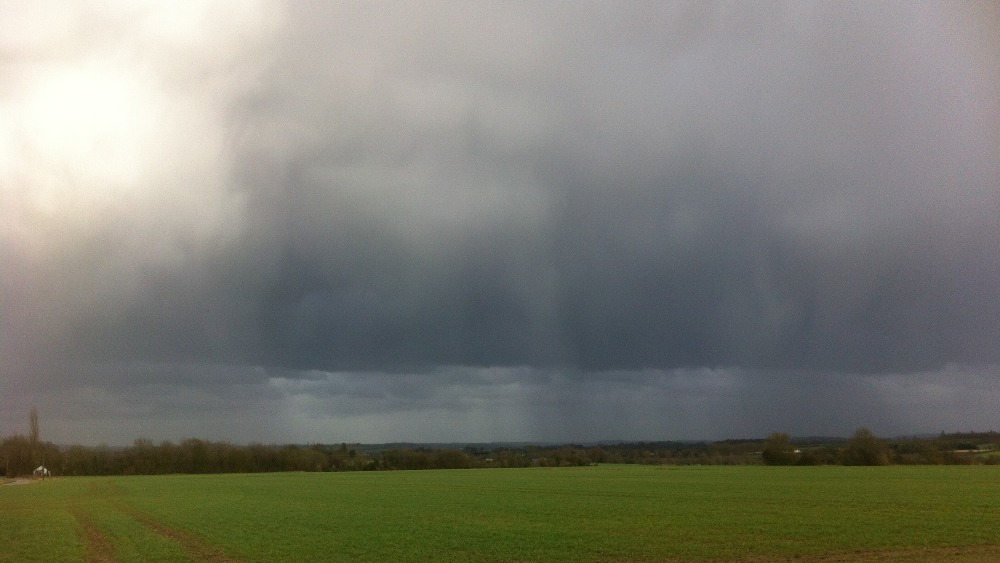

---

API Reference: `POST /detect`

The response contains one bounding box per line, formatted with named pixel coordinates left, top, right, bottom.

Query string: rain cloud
left=2, top=1, right=998, bottom=444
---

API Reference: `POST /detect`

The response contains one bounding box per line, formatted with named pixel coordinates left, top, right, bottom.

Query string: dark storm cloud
left=3, top=1, right=998, bottom=444
left=219, top=0, right=999, bottom=374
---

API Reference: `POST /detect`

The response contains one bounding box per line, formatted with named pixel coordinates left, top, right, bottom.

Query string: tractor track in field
left=122, top=506, right=244, bottom=563
left=77, top=480, right=243, bottom=563
left=71, top=509, right=116, bottom=563
left=73, top=502, right=243, bottom=563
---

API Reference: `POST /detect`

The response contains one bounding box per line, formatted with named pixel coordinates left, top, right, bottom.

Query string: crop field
left=2, top=465, right=1000, bottom=562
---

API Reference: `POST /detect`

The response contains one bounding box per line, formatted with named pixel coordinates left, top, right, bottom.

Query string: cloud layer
left=2, top=1, right=998, bottom=444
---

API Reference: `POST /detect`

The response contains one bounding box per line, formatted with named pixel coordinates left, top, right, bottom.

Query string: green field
left=3, top=465, right=999, bottom=562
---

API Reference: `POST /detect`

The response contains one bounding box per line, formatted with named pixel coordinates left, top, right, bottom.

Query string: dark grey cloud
left=2, top=1, right=998, bottom=444
left=232, top=0, right=999, bottom=374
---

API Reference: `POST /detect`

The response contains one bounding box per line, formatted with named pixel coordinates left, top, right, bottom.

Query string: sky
left=2, top=1, right=999, bottom=446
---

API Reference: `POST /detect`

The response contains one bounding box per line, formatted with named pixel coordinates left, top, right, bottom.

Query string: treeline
left=3, top=439, right=371, bottom=477
left=761, top=429, right=1000, bottom=466
left=2, top=438, right=766, bottom=476
left=4, top=431, right=999, bottom=477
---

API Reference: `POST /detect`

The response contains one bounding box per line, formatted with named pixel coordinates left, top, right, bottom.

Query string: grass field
left=2, top=465, right=1000, bottom=562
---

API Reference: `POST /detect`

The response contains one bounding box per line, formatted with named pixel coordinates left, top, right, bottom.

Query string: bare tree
left=841, top=427, right=891, bottom=466
left=29, top=407, right=39, bottom=467
left=762, top=432, right=797, bottom=465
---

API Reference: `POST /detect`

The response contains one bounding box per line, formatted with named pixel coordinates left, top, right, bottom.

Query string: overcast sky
left=2, top=1, right=998, bottom=446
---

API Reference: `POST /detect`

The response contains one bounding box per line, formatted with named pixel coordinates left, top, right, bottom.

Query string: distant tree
left=761, top=432, right=797, bottom=465
left=29, top=408, right=39, bottom=445
left=2, top=436, right=33, bottom=477
left=29, top=407, right=40, bottom=469
left=432, top=449, right=474, bottom=469
left=130, top=438, right=156, bottom=475
left=840, top=428, right=890, bottom=466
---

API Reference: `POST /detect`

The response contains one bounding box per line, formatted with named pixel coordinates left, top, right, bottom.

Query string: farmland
left=3, top=465, right=1000, bottom=562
